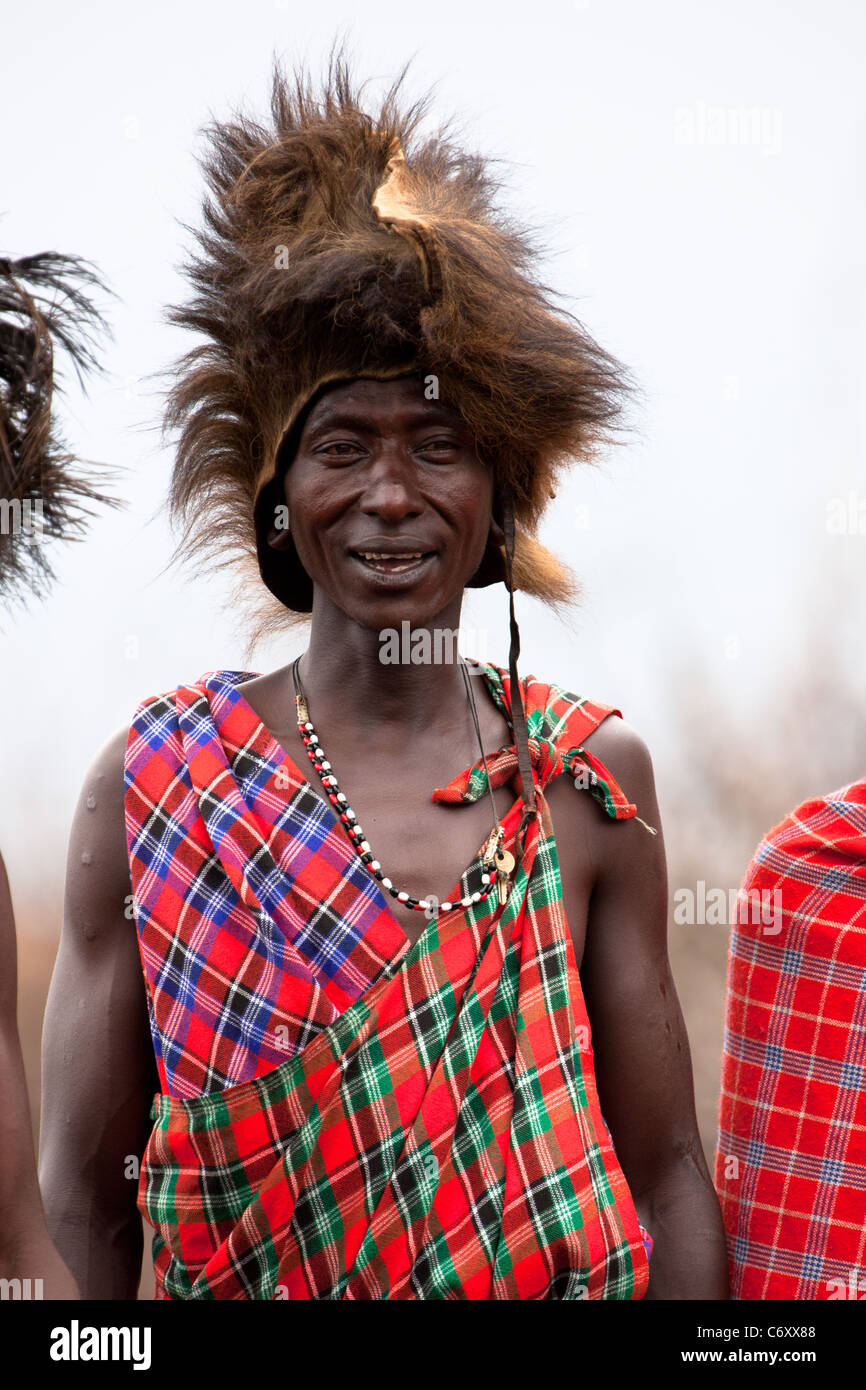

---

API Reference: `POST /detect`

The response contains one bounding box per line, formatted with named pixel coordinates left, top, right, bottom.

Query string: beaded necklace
left=291, top=655, right=516, bottom=913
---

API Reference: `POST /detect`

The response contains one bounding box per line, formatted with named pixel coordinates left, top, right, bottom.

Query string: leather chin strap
left=501, top=487, right=537, bottom=852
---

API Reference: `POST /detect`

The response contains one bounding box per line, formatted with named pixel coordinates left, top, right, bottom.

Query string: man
left=716, top=780, right=866, bottom=1299
left=0, top=248, right=114, bottom=1297
left=40, top=54, right=728, bottom=1299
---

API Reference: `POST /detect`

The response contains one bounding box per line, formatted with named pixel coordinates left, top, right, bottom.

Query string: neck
left=298, top=594, right=478, bottom=738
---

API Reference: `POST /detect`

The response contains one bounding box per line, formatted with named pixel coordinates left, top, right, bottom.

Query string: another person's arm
left=0, top=851, right=79, bottom=1297
left=579, top=718, right=729, bottom=1300
left=39, top=730, right=157, bottom=1299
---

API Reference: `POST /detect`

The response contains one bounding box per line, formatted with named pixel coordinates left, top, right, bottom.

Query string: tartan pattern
left=125, top=672, right=411, bottom=1096
left=715, top=777, right=866, bottom=1299
left=431, top=682, right=636, bottom=825
left=127, top=661, right=650, bottom=1299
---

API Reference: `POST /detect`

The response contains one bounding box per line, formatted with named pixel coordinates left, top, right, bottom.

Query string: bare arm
left=0, top=850, right=79, bottom=1296
left=39, top=728, right=158, bottom=1300
left=578, top=718, right=729, bottom=1300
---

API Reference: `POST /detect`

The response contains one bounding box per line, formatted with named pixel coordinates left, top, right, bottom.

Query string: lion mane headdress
left=164, top=48, right=632, bottom=834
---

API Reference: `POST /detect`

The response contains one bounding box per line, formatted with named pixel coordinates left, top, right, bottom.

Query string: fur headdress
left=0, top=250, right=116, bottom=604
left=164, top=51, right=632, bottom=633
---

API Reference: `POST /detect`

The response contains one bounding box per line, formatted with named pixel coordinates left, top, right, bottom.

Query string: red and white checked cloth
left=716, top=776, right=866, bottom=1300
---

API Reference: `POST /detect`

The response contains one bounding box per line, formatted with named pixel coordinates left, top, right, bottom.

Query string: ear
left=267, top=524, right=293, bottom=551
left=253, top=477, right=313, bottom=612
left=466, top=507, right=507, bottom=589
left=487, top=511, right=505, bottom=548
left=267, top=502, right=292, bottom=550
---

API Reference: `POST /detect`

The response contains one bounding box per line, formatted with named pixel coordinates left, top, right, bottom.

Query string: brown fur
left=0, top=252, right=117, bottom=604
left=164, top=46, right=633, bottom=633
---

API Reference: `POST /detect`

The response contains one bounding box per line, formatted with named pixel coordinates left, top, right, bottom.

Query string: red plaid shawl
left=125, top=661, right=650, bottom=1300
left=716, top=777, right=866, bottom=1300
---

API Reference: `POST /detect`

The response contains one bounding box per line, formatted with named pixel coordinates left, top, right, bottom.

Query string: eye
left=416, top=436, right=461, bottom=461
left=315, top=440, right=364, bottom=464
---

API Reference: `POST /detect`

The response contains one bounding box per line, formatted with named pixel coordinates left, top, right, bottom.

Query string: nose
left=358, top=443, right=424, bottom=522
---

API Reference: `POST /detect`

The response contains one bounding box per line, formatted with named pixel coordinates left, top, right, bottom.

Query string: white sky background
left=2, top=0, right=865, bottom=913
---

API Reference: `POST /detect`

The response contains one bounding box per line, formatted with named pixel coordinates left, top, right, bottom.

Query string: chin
left=339, top=588, right=463, bottom=638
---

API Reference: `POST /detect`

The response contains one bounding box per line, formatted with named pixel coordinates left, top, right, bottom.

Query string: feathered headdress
left=0, top=250, right=116, bottom=604
left=164, top=49, right=632, bottom=633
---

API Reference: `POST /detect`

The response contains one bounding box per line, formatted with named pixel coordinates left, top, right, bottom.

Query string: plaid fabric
left=126, top=661, right=651, bottom=1299
left=431, top=723, right=637, bottom=824
left=715, top=777, right=866, bottom=1300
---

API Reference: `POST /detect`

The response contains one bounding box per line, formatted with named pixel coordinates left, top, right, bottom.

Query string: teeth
left=358, top=552, right=424, bottom=560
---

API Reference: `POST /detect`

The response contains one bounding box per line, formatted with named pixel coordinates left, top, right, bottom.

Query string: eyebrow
left=303, top=404, right=469, bottom=438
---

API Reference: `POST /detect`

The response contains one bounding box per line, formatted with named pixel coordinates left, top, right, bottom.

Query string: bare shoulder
left=65, top=726, right=133, bottom=940
left=582, top=714, right=659, bottom=812
left=80, top=723, right=129, bottom=804
left=577, top=714, right=666, bottom=883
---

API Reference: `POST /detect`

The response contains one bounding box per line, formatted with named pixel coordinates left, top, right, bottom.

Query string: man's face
left=279, top=375, right=495, bottom=629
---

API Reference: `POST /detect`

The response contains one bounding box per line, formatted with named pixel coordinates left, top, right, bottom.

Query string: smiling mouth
left=351, top=550, right=436, bottom=576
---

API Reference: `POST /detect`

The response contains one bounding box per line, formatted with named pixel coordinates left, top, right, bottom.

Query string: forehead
left=300, top=375, right=469, bottom=433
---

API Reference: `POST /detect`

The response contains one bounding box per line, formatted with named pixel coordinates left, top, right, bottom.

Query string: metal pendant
left=482, top=827, right=503, bottom=870
left=495, top=849, right=515, bottom=875
left=495, top=848, right=515, bottom=906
